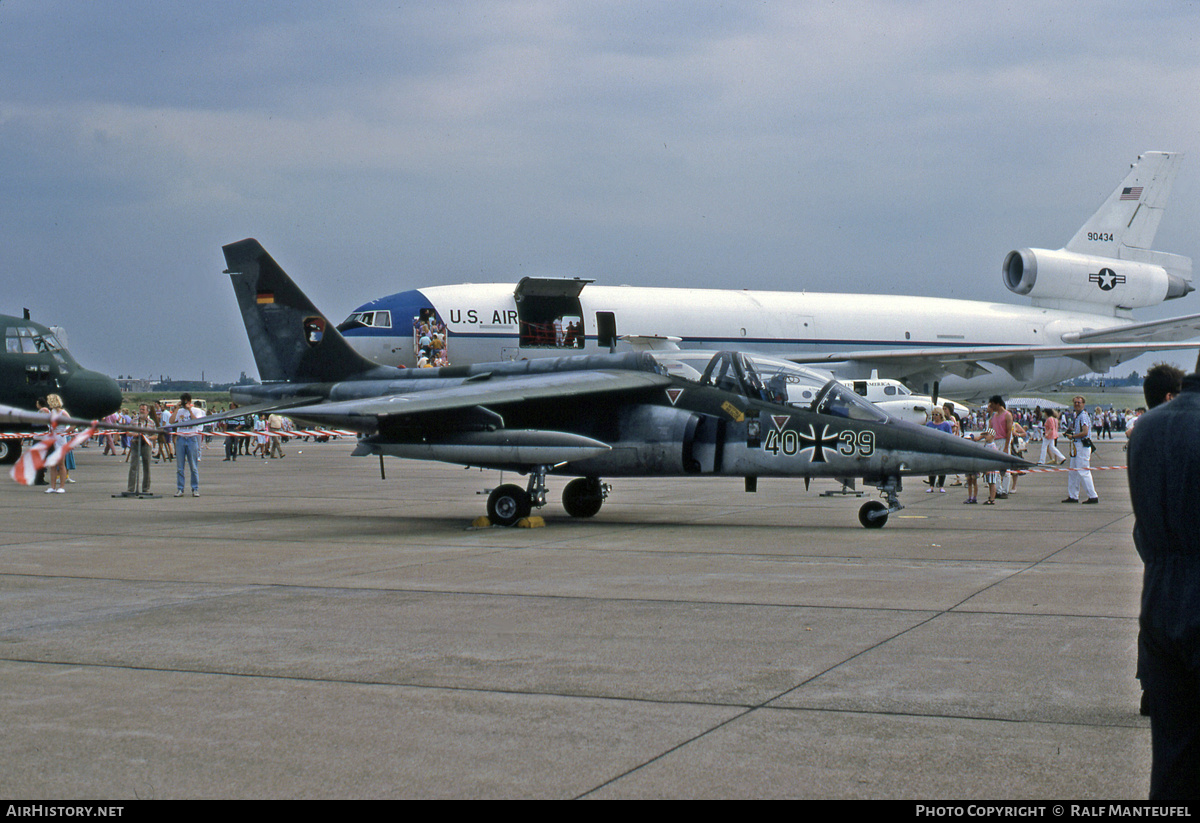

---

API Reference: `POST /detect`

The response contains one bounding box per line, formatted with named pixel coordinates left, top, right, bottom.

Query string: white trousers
left=1040, top=437, right=1065, bottom=464
left=1067, top=446, right=1097, bottom=500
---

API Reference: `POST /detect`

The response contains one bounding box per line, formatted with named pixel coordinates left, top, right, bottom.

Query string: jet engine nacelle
left=1003, top=248, right=1190, bottom=310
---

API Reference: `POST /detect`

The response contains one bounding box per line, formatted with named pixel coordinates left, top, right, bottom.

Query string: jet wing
left=274, top=369, right=673, bottom=431
left=1062, top=313, right=1200, bottom=344
left=791, top=341, right=1200, bottom=383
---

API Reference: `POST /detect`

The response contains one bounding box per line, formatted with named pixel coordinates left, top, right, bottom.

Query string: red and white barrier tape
left=1, top=429, right=356, bottom=440
left=1019, top=464, right=1127, bottom=473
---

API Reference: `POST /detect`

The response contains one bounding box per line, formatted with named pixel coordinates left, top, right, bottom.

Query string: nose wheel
left=486, top=465, right=552, bottom=526
left=859, top=476, right=904, bottom=528
left=858, top=500, right=889, bottom=528
left=487, top=484, right=532, bottom=526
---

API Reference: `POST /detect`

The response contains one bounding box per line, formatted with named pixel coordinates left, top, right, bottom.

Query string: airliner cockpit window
left=338, top=311, right=390, bottom=330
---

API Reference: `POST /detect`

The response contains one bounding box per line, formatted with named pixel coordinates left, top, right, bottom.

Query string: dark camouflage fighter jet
left=218, top=239, right=1026, bottom=528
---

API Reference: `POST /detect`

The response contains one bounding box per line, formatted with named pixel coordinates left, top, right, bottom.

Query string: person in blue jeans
left=171, top=393, right=201, bottom=497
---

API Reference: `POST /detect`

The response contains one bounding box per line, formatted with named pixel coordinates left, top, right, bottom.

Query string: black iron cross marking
left=798, top=424, right=840, bottom=463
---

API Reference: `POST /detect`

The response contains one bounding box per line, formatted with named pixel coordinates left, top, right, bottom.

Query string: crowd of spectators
left=414, top=310, right=449, bottom=368
left=954, top=403, right=1140, bottom=453
left=75, top=403, right=309, bottom=464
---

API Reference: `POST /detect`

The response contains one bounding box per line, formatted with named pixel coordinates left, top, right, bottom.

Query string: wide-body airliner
left=335, top=151, right=1199, bottom=402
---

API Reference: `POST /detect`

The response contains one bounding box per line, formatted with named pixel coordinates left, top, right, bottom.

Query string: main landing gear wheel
left=487, top=484, right=532, bottom=527
left=562, top=477, right=604, bottom=518
left=0, top=439, right=18, bottom=465
left=858, top=500, right=889, bottom=529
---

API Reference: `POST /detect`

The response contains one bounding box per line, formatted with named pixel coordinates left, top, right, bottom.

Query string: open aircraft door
left=596, top=311, right=617, bottom=352
left=513, top=277, right=594, bottom=351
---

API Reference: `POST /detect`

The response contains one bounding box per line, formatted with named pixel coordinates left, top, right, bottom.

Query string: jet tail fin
left=1065, top=151, right=1183, bottom=258
left=223, top=239, right=383, bottom=383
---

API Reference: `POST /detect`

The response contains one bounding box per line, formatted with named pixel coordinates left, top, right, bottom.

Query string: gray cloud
left=2, top=0, right=1197, bottom=380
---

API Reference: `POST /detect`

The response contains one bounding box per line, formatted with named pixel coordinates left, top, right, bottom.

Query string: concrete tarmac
left=0, top=438, right=1149, bottom=798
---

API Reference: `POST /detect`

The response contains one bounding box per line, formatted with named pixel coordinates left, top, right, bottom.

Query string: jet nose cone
left=62, top=370, right=122, bottom=419
left=893, top=419, right=1035, bottom=474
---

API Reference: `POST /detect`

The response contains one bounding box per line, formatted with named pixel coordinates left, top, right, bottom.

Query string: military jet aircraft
left=0, top=312, right=122, bottom=464
left=220, top=239, right=1028, bottom=528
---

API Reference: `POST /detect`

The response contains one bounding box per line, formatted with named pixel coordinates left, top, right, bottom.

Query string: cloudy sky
left=3, top=1, right=1199, bottom=382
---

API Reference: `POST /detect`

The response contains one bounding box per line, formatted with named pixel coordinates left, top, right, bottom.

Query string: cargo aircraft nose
left=61, top=369, right=122, bottom=420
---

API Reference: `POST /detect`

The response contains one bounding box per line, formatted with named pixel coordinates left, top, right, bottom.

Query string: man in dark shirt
left=1128, top=366, right=1200, bottom=800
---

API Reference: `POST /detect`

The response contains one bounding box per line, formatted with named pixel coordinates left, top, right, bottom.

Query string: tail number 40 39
left=763, top=427, right=875, bottom=459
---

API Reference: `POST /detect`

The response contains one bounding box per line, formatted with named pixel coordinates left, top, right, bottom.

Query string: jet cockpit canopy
left=649, top=351, right=889, bottom=422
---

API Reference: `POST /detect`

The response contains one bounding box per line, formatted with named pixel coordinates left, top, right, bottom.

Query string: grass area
left=1048, top=386, right=1147, bottom=410
left=118, top=391, right=232, bottom=412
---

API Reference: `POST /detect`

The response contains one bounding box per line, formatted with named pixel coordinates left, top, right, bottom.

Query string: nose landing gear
left=486, top=484, right=532, bottom=526
left=858, top=476, right=904, bottom=529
